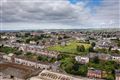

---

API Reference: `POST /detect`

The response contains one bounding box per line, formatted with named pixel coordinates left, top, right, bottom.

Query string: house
left=87, top=68, right=102, bottom=78
left=51, top=61, right=61, bottom=72
left=101, top=71, right=107, bottom=79
left=19, top=44, right=44, bottom=52
left=1, top=36, right=8, bottom=39
left=19, top=45, right=59, bottom=58
left=115, top=70, right=120, bottom=80
left=95, top=39, right=112, bottom=49
left=89, top=53, right=111, bottom=61
left=75, top=56, right=89, bottom=64
left=14, top=57, right=51, bottom=69
left=29, top=41, right=37, bottom=45
left=87, top=68, right=106, bottom=79
left=111, top=54, right=120, bottom=62
left=60, top=41, right=66, bottom=46
left=97, top=53, right=111, bottom=61
left=2, top=53, right=14, bottom=62
left=89, top=53, right=97, bottom=59
left=111, top=46, right=120, bottom=51
left=0, top=52, right=4, bottom=58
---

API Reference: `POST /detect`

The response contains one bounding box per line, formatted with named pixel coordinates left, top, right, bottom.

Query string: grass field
left=47, top=40, right=91, bottom=54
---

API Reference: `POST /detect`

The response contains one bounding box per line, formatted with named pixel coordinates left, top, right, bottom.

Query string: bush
left=77, top=45, right=85, bottom=52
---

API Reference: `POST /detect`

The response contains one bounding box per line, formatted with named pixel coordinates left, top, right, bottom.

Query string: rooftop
left=0, top=63, right=35, bottom=79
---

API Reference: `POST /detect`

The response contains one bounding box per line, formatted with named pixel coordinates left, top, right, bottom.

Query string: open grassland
left=47, top=40, right=91, bottom=55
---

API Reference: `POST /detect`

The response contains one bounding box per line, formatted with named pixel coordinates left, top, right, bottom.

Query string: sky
left=0, top=0, right=120, bottom=30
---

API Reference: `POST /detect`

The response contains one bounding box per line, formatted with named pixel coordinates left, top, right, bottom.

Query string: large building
left=29, top=70, right=93, bottom=80
left=0, top=63, right=34, bottom=80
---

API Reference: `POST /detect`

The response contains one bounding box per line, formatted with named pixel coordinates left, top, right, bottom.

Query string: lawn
left=47, top=41, right=91, bottom=54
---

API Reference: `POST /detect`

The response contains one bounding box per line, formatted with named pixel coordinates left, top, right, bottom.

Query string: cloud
left=0, top=0, right=119, bottom=29
left=1, top=0, right=88, bottom=23
left=89, top=0, right=120, bottom=27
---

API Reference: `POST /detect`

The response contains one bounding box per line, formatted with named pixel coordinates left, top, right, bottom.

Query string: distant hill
left=1, top=28, right=120, bottom=32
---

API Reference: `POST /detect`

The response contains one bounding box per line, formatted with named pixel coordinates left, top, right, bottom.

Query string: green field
left=47, top=41, right=91, bottom=54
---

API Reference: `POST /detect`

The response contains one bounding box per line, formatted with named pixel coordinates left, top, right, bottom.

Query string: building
left=51, top=61, right=61, bottom=72
left=0, top=63, right=34, bottom=80
left=89, top=53, right=97, bottom=59
left=75, top=56, right=89, bottom=64
left=89, top=53, right=111, bottom=61
left=87, top=68, right=102, bottom=79
left=115, top=70, right=120, bottom=80
left=1, top=36, right=8, bottom=39
left=95, top=39, right=112, bottom=49
left=29, top=70, right=92, bottom=80
left=19, top=45, right=59, bottom=58
left=2, top=53, right=14, bottom=62
left=19, top=44, right=44, bottom=52
left=97, top=53, right=111, bottom=61
left=14, top=57, right=51, bottom=69
left=111, top=54, right=120, bottom=62
left=29, top=41, right=37, bottom=45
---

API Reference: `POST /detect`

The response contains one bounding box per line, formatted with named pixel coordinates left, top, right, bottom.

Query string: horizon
left=0, top=28, right=120, bottom=32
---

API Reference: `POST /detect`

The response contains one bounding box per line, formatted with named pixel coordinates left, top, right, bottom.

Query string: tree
left=24, top=33, right=30, bottom=37
left=93, top=56, right=100, bottom=64
left=72, top=63, right=88, bottom=76
left=111, top=50, right=120, bottom=54
left=0, top=46, right=17, bottom=54
left=91, top=42, right=96, bottom=47
left=63, top=35, right=69, bottom=39
left=61, top=58, right=74, bottom=73
left=106, top=74, right=114, bottom=80
left=117, top=42, right=120, bottom=47
left=58, top=36, right=62, bottom=40
left=26, top=52, right=32, bottom=56
left=25, top=39, right=30, bottom=43
left=108, top=46, right=112, bottom=51
left=78, top=65, right=88, bottom=76
left=77, top=45, right=85, bottom=52
left=64, top=62, right=74, bottom=73
left=89, top=46, right=94, bottom=52
left=14, top=50, right=22, bottom=55
left=37, top=56, right=48, bottom=62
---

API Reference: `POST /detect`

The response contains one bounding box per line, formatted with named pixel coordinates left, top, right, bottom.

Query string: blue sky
left=69, top=0, right=102, bottom=6
left=69, top=0, right=102, bottom=14
left=0, top=0, right=119, bottom=30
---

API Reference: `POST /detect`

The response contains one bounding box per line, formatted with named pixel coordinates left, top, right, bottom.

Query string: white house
left=75, top=56, right=89, bottom=64
left=29, top=41, right=37, bottom=45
